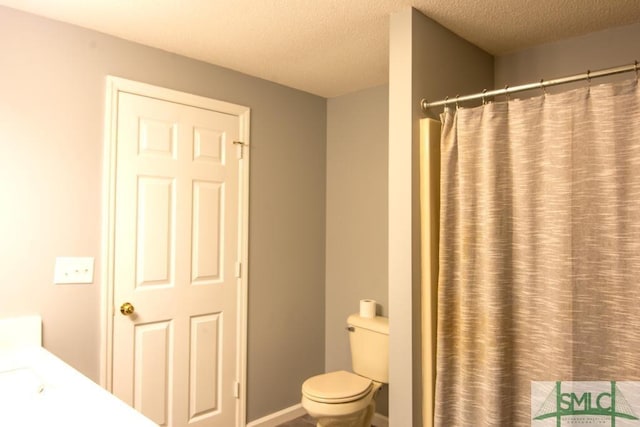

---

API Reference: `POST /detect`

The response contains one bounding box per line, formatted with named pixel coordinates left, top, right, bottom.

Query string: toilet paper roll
left=359, top=299, right=377, bottom=318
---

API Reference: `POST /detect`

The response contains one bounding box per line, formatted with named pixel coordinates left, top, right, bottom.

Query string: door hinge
left=233, top=140, right=248, bottom=159
left=235, top=262, right=242, bottom=278
left=234, top=381, right=240, bottom=399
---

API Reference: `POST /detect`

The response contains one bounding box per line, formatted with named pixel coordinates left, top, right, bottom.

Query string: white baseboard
left=246, top=403, right=389, bottom=427
left=372, top=413, right=389, bottom=427
left=246, top=403, right=306, bottom=427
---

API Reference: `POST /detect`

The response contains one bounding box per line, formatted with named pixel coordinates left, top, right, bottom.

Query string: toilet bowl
left=301, top=314, right=389, bottom=427
left=301, top=370, right=381, bottom=427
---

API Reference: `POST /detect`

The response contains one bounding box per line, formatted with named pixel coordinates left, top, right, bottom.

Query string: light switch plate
left=54, top=257, right=94, bottom=284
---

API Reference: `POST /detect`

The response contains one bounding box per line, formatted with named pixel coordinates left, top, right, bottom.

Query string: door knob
left=120, top=302, right=135, bottom=316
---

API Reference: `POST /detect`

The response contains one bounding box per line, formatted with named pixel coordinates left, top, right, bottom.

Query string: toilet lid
left=302, top=370, right=372, bottom=403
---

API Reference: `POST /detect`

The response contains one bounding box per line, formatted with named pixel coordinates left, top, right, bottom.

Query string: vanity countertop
left=0, top=346, right=158, bottom=427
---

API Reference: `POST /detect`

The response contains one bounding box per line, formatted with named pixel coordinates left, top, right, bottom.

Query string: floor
left=276, top=414, right=316, bottom=426
left=276, top=414, right=378, bottom=427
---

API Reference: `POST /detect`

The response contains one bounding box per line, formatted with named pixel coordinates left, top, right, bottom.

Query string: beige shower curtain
left=429, top=78, right=640, bottom=426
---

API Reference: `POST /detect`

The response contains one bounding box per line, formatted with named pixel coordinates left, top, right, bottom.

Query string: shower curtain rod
left=421, top=61, right=639, bottom=111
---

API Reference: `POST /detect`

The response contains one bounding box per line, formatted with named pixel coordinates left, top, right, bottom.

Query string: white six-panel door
left=103, top=79, right=249, bottom=427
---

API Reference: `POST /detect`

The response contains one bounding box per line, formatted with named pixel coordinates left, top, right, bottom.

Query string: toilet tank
left=347, top=314, right=389, bottom=383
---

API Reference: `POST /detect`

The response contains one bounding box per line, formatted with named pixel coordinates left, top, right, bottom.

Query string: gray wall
left=325, top=84, right=389, bottom=415
left=388, top=7, right=494, bottom=426
left=496, top=22, right=640, bottom=91
left=0, top=6, right=325, bottom=423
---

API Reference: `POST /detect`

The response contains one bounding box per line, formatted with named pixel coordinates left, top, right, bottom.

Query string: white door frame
left=100, top=76, right=250, bottom=426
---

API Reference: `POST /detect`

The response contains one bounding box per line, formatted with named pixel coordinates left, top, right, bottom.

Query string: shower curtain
left=432, top=78, right=640, bottom=426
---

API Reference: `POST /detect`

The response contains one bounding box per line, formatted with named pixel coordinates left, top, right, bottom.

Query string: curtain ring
left=540, top=78, right=547, bottom=95
left=481, top=89, right=487, bottom=105
left=504, top=85, right=510, bottom=101
left=443, top=96, right=450, bottom=113
left=455, top=94, right=460, bottom=110
left=587, top=70, right=591, bottom=85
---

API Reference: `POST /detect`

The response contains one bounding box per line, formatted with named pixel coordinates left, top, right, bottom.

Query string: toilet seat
left=302, top=370, right=372, bottom=404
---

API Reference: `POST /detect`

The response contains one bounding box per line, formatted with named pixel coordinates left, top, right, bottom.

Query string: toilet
left=301, top=314, right=389, bottom=427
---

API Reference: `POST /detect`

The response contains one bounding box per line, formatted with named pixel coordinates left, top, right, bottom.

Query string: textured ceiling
left=1, top=0, right=640, bottom=97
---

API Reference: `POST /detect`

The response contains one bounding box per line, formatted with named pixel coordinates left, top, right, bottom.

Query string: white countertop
left=0, top=346, right=158, bottom=427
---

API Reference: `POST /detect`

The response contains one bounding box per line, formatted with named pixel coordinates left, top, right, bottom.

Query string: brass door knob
left=120, top=302, right=135, bottom=316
